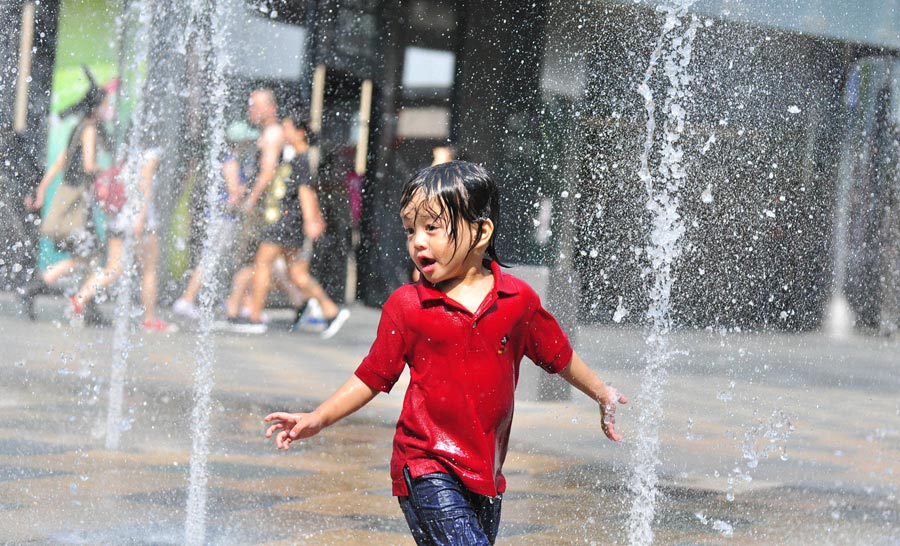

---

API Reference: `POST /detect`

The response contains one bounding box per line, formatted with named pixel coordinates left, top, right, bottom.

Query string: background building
left=3, top=0, right=898, bottom=333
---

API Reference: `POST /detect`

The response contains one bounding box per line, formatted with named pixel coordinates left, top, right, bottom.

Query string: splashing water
left=104, top=0, right=154, bottom=451
left=183, top=0, right=234, bottom=544
left=740, top=409, right=794, bottom=469
left=627, top=1, right=699, bottom=544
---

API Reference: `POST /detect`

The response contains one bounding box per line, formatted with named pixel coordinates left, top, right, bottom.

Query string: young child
left=265, top=160, right=627, bottom=545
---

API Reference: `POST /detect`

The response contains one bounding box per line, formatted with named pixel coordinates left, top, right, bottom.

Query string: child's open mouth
left=419, top=257, right=437, bottom=273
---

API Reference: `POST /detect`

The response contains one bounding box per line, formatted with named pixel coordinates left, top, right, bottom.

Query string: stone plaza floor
left=0, top=292, right=897, bottom=545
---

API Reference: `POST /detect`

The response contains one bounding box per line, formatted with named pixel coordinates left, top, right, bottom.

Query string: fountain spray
left=104, top=0, right=154, bottom=451
left=627, top=2, right=699, bottom=544
left=183, top=0, right=233, bottom=543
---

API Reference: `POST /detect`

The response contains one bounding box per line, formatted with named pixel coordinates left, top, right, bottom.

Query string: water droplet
left=700, top=183, right=714, bottom=203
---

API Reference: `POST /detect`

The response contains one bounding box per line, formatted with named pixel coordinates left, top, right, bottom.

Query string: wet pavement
left=0, top=291, right=898, bottom=545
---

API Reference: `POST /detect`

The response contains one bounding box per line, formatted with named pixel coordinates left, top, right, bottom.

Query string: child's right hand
left=264, top=411, right=325, bottom=450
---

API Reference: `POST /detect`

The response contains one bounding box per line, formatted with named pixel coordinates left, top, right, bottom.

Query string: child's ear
left=474, top=219, right=494, bottom=250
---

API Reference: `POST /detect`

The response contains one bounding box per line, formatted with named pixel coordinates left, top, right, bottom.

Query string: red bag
left=94, top=162, right=126, bottom=213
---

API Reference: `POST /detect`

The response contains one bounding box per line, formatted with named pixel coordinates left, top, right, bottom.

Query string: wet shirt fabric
left=354, top=261, right=573, bottom=498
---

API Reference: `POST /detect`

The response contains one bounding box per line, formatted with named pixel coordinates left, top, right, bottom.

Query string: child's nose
left=412, top=230, right=427, bottom=248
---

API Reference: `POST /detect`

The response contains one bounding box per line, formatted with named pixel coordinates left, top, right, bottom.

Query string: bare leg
left=226, top=265, right=254, bottom=318
left=285, top=248, right=339, bottom=319
left=75, top=238, right=124, bottom=307
left=180, top=267, right=203, bottom=304
left=140, top=233, right=160, bottom=323
left=42, top=257, right=81, bottom=285
left=248, top=242, right=281, bottom=323
left=19, top=256, right=83, bottom=320
left=272, top=256, right=306, bottom=308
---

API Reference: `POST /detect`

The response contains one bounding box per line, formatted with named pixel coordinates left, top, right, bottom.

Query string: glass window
left=397, top=106, right=450, bottom=138
left=227, top=14, right=307, bottom=80
left=402, top=47, right=455, bottom=90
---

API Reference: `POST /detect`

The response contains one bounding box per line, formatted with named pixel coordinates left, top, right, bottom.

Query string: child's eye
left=425, top=224, right=439, bottom=232
left=404, top=227, right=414, bottom=236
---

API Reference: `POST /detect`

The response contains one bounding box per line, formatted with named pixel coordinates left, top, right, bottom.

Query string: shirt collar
left=415, top=260, right=518, bottom=304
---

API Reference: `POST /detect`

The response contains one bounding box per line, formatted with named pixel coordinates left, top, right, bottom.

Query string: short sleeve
left=523, top=297, right=573, bottom=374
left=354, top=306, right=408, bottom=393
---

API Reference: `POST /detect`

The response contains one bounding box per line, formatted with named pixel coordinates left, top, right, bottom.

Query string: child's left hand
left=599, top=387, right=628, bottom=442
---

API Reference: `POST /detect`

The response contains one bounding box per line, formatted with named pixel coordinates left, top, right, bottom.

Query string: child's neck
left=438, top=256, right=493, bottom=314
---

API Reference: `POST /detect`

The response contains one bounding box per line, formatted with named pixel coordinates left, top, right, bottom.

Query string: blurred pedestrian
left=71, top=147, right=174, bottom=332
left=239, top=116, right=349, bottom=336
left=19, top=68, right=112, bottom=322
left=218, top=89, right=286, bottom=330
left=431, top=144, right=455, bottom=167
left=172, top=121, right=257, bottom=320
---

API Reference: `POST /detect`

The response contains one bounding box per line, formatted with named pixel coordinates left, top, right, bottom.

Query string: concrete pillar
left=0, top=0, right=60, bottom=287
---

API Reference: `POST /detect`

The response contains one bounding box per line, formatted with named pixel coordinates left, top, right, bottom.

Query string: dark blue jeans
left=398, top=467, right=503, bottom=546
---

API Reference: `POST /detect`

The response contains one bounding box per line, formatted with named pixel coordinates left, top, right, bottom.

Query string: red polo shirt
left=354, top=261, right=574, bottom=497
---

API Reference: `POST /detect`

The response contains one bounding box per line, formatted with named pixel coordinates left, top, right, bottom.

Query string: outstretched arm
left=558, top=352, right=628, bottom=442
left=264, top=374, right=379, bottom=450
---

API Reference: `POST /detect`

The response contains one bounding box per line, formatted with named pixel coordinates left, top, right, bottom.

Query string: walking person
left=20, top=69, right=113, bottom=323
left=217, top=89, right=285, bottom=328
left=172, top=121, right=257, bottom=320
left=237, top=116, right=349, bottom=337
left=70, top=147, right=174, bottom=332
left=264, top=161, right=627, bottom=544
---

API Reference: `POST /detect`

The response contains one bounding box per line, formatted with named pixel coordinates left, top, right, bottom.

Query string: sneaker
left=290, top=300, right=309, bottom=329
left=143, top=319, right=177, bottom=332
left=320, top=308, right=350, bottom=339
left=69, top=296, right=84, bottom=317
left=239, top=307, right=269, bottom=324
left=172, top=298, right=200, bottom=320
left=227, top=316, right=267, bottom=334
left=295, top=298, right=326, bottom=333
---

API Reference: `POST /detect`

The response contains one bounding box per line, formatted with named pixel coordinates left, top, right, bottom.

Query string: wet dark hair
left=400, top=160, right=504, bottom=265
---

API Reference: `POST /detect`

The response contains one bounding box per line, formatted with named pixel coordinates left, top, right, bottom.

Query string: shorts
left=260, top=205, right=305, bottom=250
left=398, top=468, right=502, bottom=546
left=233, top=209, right=265, bottom=265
